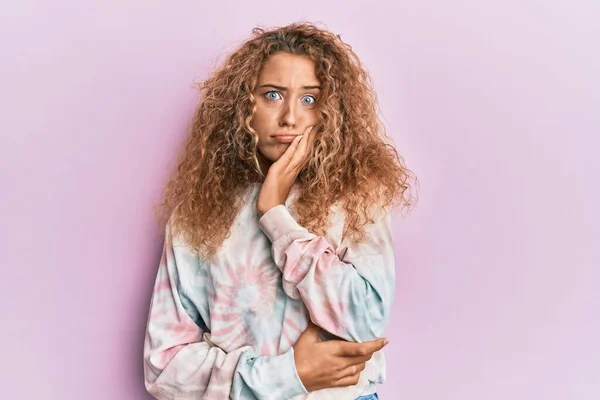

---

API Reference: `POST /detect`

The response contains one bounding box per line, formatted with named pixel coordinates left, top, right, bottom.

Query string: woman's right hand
left=292, top=323, right=388, bottom=392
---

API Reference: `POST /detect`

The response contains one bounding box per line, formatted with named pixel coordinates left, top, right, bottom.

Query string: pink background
left=1, top=1, right=598, bottom=399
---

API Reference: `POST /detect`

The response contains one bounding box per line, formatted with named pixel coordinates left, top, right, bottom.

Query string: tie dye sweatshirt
left=143, top=183, right=396, bottom=399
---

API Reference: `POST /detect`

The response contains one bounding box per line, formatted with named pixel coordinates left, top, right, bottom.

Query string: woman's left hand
left=257, top=125, right=315, bottom=217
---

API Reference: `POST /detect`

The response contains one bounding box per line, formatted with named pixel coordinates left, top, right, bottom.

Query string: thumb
left=300, top=322, right=322, bottom=342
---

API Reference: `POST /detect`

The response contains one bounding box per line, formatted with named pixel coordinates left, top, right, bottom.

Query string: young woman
left=143, top=22, right=416, bottom=400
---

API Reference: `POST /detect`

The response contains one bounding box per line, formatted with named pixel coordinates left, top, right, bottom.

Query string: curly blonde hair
left=158, top=22, right=418, bottom=257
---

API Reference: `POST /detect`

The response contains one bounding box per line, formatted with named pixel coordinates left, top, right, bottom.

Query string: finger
left=289, top=126, right=313, bottom=168
left=287, top=128, right=310, bottom=169
left=342, top=353, right=373, bottom=367
left=335, top=338, right=388, bottom=357
left=338, top=362, right=367, bottom=378
left=276, top=133, right=303, bottom=166
left=331, top=373, right=361, bottom=388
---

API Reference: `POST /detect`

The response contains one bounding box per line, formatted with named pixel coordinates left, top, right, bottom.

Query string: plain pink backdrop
left=1, top=1, right=598, bottom=399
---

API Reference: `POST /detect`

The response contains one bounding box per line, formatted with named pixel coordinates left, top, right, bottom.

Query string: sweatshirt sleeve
left=143, top=223, right=308, bottom=400
left=258, top=204, right=395, bottom=342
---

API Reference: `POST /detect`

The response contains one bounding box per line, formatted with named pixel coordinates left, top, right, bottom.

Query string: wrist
left=257, top=202, right=283, bottom=217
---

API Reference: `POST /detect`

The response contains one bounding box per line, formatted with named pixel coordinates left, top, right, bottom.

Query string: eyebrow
left=258, top=84, right=321, bottom=91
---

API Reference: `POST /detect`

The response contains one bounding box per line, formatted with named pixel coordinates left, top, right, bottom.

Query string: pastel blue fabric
left=356, top=393, right=379, bottom=400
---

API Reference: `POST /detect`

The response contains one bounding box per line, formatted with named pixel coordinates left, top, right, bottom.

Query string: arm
left=143, top=223, right=307, bottom=400
left=258, top=204, right=395, bottom=342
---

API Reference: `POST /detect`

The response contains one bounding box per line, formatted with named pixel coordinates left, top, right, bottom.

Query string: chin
left=261, top=148, right=286, bottom=163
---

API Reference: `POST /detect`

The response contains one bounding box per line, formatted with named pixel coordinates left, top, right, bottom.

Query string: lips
left=272, top=133, right=299, bottom=143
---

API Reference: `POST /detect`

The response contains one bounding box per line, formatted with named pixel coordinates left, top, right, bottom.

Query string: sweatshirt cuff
left=284, top=347, right=309, bottom=396
left=258, top=204, right=305, bottom=243
left=240, top=346, right=308, bottom=398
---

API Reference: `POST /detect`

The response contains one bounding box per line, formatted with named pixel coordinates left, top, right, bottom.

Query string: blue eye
left=301, top=95, right=316, bottom=105
left=265, top=91, right=282, bottom=101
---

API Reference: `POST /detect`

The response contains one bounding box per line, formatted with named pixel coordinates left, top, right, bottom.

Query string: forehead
left=257, top=52, right=319, bottom=85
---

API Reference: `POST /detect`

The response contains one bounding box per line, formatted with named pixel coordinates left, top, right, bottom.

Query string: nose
left=279, top=99, right=296, bottom=128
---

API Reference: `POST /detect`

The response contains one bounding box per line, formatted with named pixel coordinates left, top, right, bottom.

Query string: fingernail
left=383, top=339, right=389, bottom=346
left=298, top=135, right=304, bottom=140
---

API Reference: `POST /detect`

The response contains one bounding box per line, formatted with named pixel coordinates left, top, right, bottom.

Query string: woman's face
left=251, top=52, right=321, bottom=174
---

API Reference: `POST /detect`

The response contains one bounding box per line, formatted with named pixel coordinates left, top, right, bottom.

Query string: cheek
left=308, top=109, right=320, bottom=124
left=256, top=139, right=284, bottom=162
left=252, top=112, right=273, bottom=136
left=253, top=105, right=277, bottom=123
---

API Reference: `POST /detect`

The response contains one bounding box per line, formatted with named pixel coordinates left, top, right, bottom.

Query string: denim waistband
left=355, top=393, right=379, bottom=400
